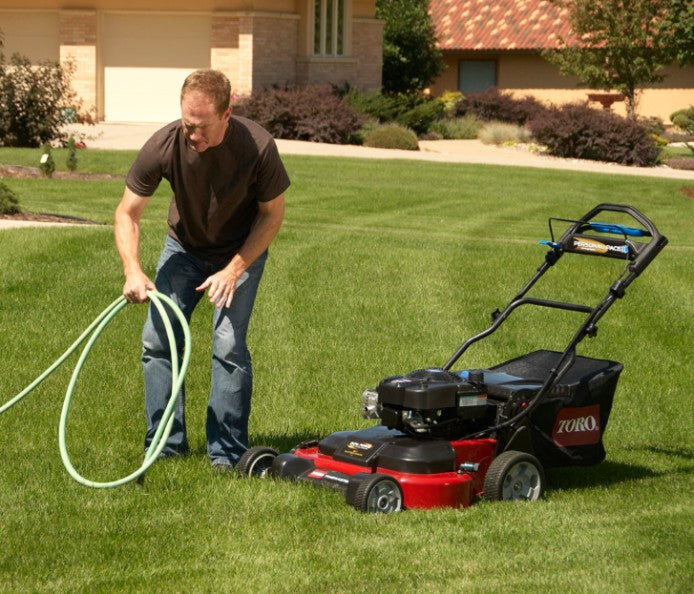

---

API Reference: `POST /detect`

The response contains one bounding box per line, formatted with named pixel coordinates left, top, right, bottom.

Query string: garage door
left=102, top=14, right=211, bottom=123
left=0, top=11, right=59, bottom=61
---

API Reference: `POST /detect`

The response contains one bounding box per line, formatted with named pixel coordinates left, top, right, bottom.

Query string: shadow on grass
left=184, top=432, right=322, bottom=459
left=546, top=445, right=694, bottom=492
left=249, top=432, right=325, bottom=454
left=546, top=461, right=657, bottom=491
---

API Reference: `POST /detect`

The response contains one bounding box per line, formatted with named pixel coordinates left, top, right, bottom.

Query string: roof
left=430, top=0, right=575, bottom=51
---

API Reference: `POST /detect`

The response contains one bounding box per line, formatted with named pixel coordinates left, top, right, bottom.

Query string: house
left=428, top=0, right=694, bottom=124
left=0, top=0, right=384, bottom=123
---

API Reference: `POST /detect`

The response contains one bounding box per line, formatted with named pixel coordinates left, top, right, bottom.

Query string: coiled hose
left=0, top=290, right=190, bottom=488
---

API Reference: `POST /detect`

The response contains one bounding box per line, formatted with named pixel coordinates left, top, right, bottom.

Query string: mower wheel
left=483, top=450, right=545, bottom=502
left=236, top=446, right=278, bottom=478
left=352, top=474, right=403, bottom=513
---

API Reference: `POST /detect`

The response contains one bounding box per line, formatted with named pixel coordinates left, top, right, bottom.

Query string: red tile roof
left=430, top=0, right=575, bottom=51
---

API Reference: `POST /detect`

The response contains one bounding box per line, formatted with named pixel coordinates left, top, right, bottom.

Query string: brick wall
left=250, top=14, right=299, bottom=90
left=59, top=10, right=97, bottom=116
left=351, top=17, right=383, bottom=91
left=211, top=16, right=241, bottom=94
left=296, top=17, right=383, bottom=91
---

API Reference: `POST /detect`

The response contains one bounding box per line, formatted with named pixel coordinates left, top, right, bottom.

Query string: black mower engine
left=362, top=368, right=490, bottom=439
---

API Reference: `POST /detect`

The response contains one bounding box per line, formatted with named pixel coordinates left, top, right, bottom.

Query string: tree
left=376, top=0, right=445, bottom=94
left=544, top=0, right=678, bottom=120
left=659, top=0, right=694, bottom=67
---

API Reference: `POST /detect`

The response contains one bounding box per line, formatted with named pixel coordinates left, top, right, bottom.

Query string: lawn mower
left=237, top=203, right=667, bottom=512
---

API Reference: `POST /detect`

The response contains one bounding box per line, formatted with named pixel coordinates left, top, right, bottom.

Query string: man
left=114, top=69, right=289, bottom=470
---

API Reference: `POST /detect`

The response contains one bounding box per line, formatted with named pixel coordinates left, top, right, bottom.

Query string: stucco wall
left=431, top=52, right=694, bottom=124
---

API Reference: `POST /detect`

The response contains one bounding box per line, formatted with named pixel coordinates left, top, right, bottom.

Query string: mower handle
left=557, top=202, right=668, bottom=277
left=444, top=203, right=667, bottom=372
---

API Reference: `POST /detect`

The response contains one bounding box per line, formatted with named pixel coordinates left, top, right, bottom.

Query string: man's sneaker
left=212, top=461, right=234, bottom=474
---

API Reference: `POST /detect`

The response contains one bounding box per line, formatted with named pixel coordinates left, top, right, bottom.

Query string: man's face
left=181, top=90, right=230, bottom=152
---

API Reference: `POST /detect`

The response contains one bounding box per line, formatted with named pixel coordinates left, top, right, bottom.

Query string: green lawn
left=1, top=149, right=692, bottom=593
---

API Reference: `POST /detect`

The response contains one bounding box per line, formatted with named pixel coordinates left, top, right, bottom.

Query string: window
left=313, top=0, right=345, bottom=56
left=458, top=60, right=497, bottom=94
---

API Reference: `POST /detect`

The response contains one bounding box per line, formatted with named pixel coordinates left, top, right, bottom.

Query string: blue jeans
left=142, top=236, right=268, bottom=466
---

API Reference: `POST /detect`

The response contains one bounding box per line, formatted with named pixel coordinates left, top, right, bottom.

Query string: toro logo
left=552, top=405, right=601, bottom=447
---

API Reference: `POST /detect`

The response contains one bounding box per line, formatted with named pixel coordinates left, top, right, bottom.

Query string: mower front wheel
left=352, top=474, right=403, bottom=513
left=236, top=446, right=278, bottom=478
left=484, top=450, right=545, bottom=502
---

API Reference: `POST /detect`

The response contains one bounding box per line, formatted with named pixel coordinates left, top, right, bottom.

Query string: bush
left=427, top=115, right=483, bottom=139
left=0, top=182, right=21, bottom=214
left=455, top=87, right=547, bottom=125
left=670, top=106, right=694, bottom=134
left=0, top=53, right=81, bottom=147
left=39, top=142, right=55, bottom=178
left=362, top=123, right=419, bottom=150
left=528, top=103, right=659, bottom=166
left=234, top=85, right=362, bottom=144
left=66, top=136, right=78, bottom=171
left=478, top=122, right=533, bottom=145
left=670, top=106, right=694, bottom=153
left=439, top=90, right=464, bottom=116
left=346, top=90, right=444, bottom=135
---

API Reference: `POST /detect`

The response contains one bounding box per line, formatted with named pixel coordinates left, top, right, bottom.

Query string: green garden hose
left=0, top=290, right=190, bottom=489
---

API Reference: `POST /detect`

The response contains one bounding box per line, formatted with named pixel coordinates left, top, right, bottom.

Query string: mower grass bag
left=237, top=203, right=667, bottom=513
left=481, top=350, right=623, bottom=467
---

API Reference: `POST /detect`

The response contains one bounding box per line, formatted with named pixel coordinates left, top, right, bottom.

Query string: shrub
left=455, top=87, right=547, bottom=125
left=427, top=115, right=483, bottom=139
left=0, top=53, right=82, bottom=147
left=344, top=89, right=400, bottom=121
left=66, top=136, right=78, bottom=171
left=528, top=103, right=659, bottom=166
left=346, top=90, right=444, bottom=135
left=39, top=142, right=55, bottom=177
left=362, top=123, right=419, bottom=150
left=0, top=182, right=21, bottom=214
left=670, top=106, right=694, bottom=153
left=395, top=99, right=445, bottom=135
left=478, top=122, right=533, bottom=145
left=439, top=90, right=464, bottom=116
left=235, top=85, right=362, bottom=144
left=639, top=116, right=666, bottom=137
left=670, top=106, right=694, bottom=135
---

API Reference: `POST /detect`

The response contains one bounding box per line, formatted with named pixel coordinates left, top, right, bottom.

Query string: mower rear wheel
left=352, top=474, right=403, bottom=513
left=484, top=450, right=545, bottom=502
left=236, top=446, right=278, bottom=478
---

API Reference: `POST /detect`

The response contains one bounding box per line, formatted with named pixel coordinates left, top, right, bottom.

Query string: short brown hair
left=181, top=69, right=231, bottom=115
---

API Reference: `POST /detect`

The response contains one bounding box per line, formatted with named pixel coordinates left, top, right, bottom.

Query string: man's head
left=180, top=69, right=232, bottom=152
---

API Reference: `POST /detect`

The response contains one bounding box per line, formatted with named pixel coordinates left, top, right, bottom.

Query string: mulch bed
left=0, top=211, right=101, bottom=224
left=0, top=164, right=123, bottom=181
left=1, top=164, right=116, bottom=224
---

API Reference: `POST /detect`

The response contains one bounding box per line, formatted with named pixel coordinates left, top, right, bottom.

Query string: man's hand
left=123, top=271, right=156, bottom=303
left=195, top=193, right=285, bottom=309
left=196, top=266, right=242, bottom=309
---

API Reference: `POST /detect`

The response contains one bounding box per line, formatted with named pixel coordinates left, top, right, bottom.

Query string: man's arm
left=197, top=193, right=286, bottom=308
left=114, top=187, right=155, bottom=303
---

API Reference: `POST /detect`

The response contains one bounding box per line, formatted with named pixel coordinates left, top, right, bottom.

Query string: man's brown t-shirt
left=126, top=115, right=290, bottom=264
